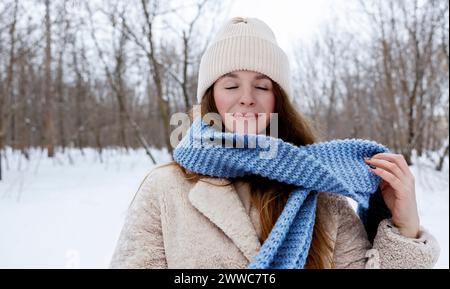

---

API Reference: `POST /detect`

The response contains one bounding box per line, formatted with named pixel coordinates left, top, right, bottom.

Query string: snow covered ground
left=0, top=147, right=171, bottom=268
left=0, top=147, right=448, bottom=268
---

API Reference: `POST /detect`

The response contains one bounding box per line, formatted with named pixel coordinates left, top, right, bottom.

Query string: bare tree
left=162, top=0, right=210, bottom=110
left=55, top=0, right=70, bottom=152
left=0, top=0, right=18, bottom=180
left=86, top=1, right=156, bottom=163
left=43, top=0, right=55, bottom=157
left=293, top=0, right=448, bottom=169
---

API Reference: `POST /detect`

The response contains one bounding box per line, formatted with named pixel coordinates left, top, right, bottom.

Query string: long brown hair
left=168, top=80, right=334, bottom=268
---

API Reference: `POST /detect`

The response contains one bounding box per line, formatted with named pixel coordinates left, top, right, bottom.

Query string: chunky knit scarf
left=173, top=118, right=392, bottom=269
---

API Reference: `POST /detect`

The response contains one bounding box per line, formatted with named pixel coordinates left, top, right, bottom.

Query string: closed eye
left=225, top=87, right=269, bottom=90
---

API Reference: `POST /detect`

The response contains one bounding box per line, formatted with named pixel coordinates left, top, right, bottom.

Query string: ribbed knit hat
left=196, top=17, right=293, bottom=103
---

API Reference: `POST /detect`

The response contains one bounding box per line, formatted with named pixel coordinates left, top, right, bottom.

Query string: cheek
left=213, top=89, right=235, bottom=116
left=257, top=93, right=275, bottom=132
left=261, top=93, right=276, bottom=114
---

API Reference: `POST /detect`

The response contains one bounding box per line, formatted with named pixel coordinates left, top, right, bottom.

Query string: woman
left=110, top=17, right=439, bottom=269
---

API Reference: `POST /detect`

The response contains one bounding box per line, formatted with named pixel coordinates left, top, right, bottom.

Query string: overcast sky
left=226, top=0, right=350, bottom=56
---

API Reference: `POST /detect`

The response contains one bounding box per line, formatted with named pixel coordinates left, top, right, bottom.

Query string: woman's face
left=213, top=70, right=276, bottom=134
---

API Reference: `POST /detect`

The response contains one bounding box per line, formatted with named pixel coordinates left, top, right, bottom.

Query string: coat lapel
left=188, top=177, right=261, bottom=262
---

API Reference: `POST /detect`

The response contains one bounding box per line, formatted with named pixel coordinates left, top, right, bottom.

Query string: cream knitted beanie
left=196, top=17, right=293, bottom=103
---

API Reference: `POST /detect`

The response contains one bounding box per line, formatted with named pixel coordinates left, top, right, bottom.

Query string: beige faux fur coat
left=109, top=163, right=440, bottom=269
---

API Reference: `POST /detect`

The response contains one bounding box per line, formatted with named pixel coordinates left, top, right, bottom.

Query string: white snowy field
left=0, top=147, right=171, bottom=268
left=0, top=147, right=448, bottom=268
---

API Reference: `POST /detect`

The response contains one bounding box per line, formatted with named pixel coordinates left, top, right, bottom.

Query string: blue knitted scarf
left=173, top=118, right=391, bottom=269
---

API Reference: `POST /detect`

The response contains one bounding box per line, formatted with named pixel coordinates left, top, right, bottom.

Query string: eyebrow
left=219, top=72, right=271, bottom=81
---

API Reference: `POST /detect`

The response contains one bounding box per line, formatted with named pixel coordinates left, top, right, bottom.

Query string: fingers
left=369, top=153, right=412, bottom=178
left=365, top=157, right=406, bottom=181
left=368, top=166, right=406, bottom=197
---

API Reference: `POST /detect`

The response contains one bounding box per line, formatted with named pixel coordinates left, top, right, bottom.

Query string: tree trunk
left=0, top=0, right=19, bottom=180
left=44, top=0, right=55, bottom=157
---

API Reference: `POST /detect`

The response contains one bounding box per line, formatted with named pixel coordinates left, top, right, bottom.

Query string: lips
left=232, top=112, right=258, bottom=119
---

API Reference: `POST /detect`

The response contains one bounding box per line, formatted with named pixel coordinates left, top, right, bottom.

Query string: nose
left=238, top=89, right=256, bottom=107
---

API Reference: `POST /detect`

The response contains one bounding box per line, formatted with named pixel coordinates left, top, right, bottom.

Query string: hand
left=364, top=153, right=420, bottom=239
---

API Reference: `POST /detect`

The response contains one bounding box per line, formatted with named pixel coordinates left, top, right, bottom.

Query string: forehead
left=218, top=72, right=271, bottom=81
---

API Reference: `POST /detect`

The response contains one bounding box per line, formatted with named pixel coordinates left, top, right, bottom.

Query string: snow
left=0, top=147, right=171, bottom=268
left=0, top=147, right=448, bottom=268
left=410, top=151, right=449, bottom=269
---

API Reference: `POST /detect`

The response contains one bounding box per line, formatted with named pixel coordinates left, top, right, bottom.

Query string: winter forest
left=0, top=0, right=448, bottom=268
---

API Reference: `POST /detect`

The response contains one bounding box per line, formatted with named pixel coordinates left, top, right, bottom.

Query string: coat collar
left=188, top=176, right=261, bottom=262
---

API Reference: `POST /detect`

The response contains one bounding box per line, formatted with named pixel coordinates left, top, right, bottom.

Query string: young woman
left=110, top=17, right=439, bottom=269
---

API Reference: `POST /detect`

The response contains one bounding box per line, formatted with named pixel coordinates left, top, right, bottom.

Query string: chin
left=236, top=128, right=258, bottom=134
